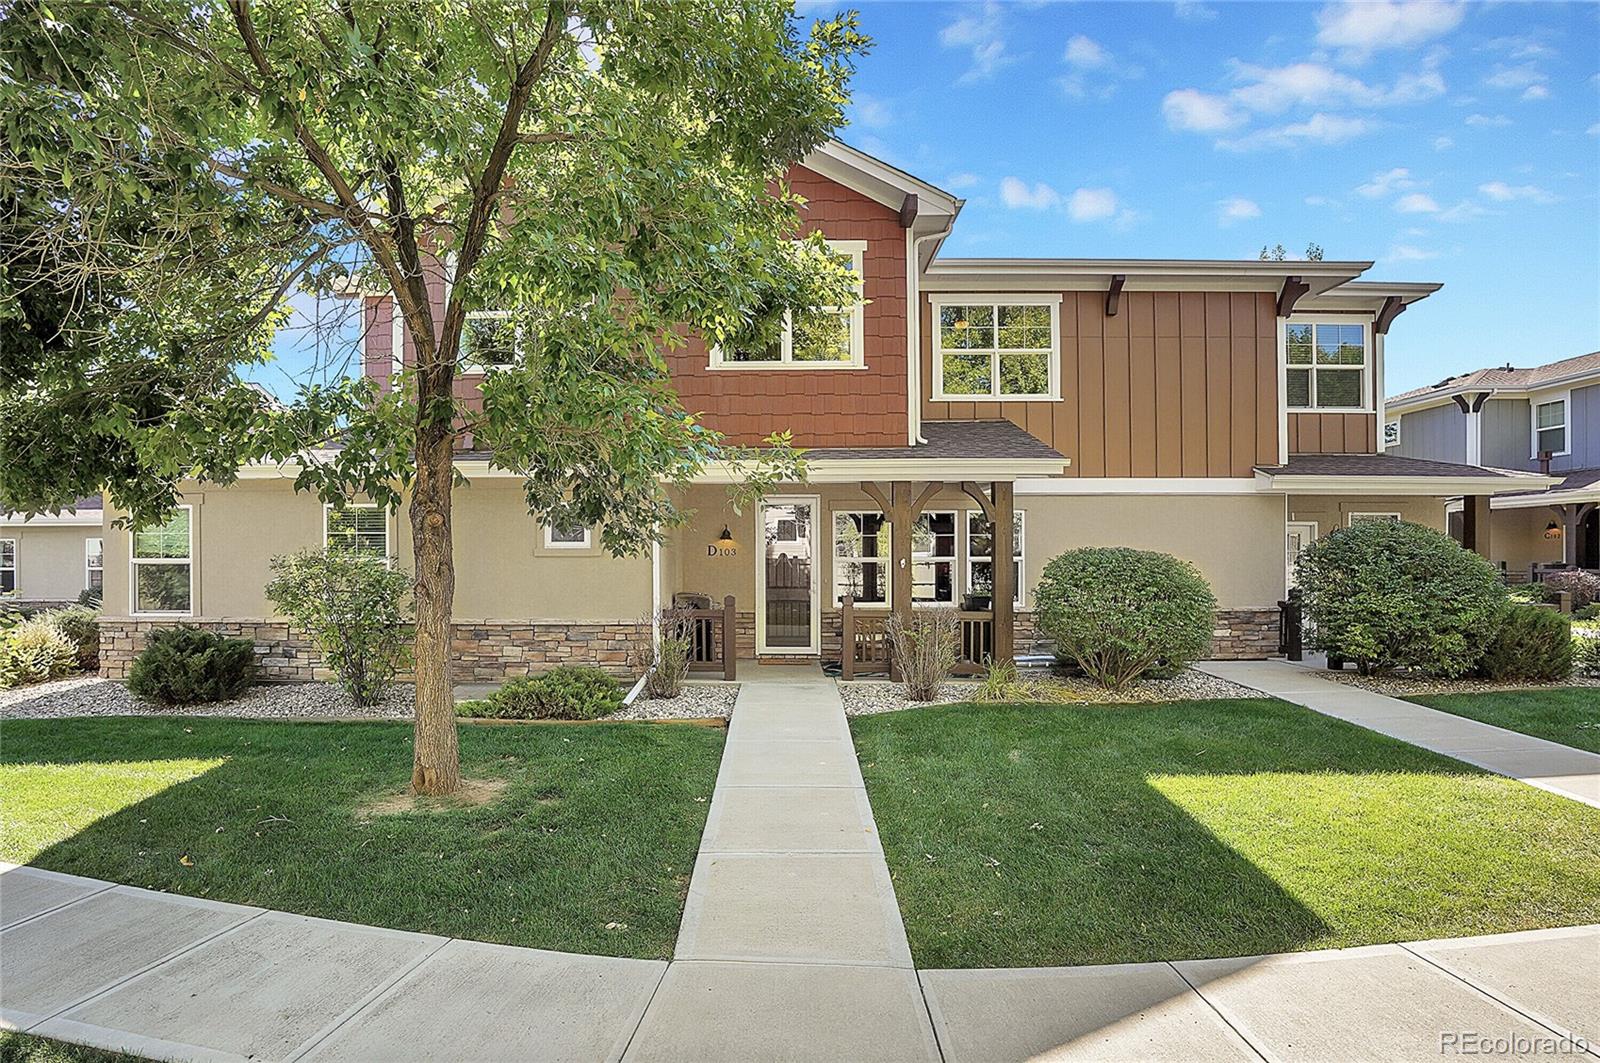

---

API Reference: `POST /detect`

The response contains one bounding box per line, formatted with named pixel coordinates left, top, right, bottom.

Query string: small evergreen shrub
left=1539, top=570, right=1600, bottom=613
left=266, top=549, right=411, bottom=707
left=1476, top=606, right=1573, bottom=682
left=127, top=625, right=256, bottom=705
left=1035, top=548, right=1217, bottom=689
left=45, top=606, right=100, bottom=670
left=1573, top=624, right=1600, bottom=677
left=0, top=616, right=78, bottom=688
left=457, top=665, right=624, bottom=720
left=77, top=588, right=103, bottom=608
left=886, top=608, right=960, bottom=701
left=1296, top=521, right=1505, bottom=676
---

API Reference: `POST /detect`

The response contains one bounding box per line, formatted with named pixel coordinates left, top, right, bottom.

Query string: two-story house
left=1386, top=351, right=1600, bottom=577
left=93, top=141, right=1554, bottom=679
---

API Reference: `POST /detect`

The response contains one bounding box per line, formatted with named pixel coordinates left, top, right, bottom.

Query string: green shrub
left=44, top=606, right=99, bottom=671
left=457, top=665, right=623, bottom=720
left=127, top=625, right=256, bottom=705
left=1574, top=624, right=1600, bottom=677
left=266, top=549, right=411, bottom=707
left=0, top=616, right=78, bottom=688
left=1296, top=521, right=1505, bottom=677
left=1574, top=603, right=1600, bottom=622
left=1034, top=547, right=1217, bottom=690
left=1476, top=606, right=1573, bottom=681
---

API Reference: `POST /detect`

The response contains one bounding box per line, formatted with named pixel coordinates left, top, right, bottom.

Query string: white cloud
left=1394, top=193, right=1440, bottom=213
left=1305, top=194, right=1337, bottom=207
left=851, top=94, right=892, bottom=129
left=940, top=3, right=1014, bottom=83
left=1058, top=35, right=1140, bottom=100
left=1162, top=88, right=1245, bottom=132
left=1437, top=199, right=1488, bottom=222
left=1217, top=196, right=1263, bottom=225
left=943, top=171, right=982, bottom=190
left=1385, top=244, right=1441, bottom=262
left=1356, top=167, right=1417, bottom=198
left=999, top=177, right=1061, bottom=210
left=1521, top=84, right=1550, bottom=101
left=1486, top=63, right=1547, bottom=91
left=1225, top=61, right=1444, bottom=113
left=1315, top=0, right=1466, bottom=60
left=1479, top=181, right=1555, bottom=203
left=1589, top=123, right=1600, bottom=137
left=1465, top=113, right=1512, bottom=127
left=1433, top=135, right=1454, bottom=150
left=1068, top=187, right=1119, bottom=222
left=1063, top=34, right=1111, bottom=69
left=1174, top=0, right=1218, bottom=20
left=1219, top=113, right=1374, bottom=151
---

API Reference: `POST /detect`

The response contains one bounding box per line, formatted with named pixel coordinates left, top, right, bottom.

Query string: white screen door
left=757, top=497, right=819, bottom=654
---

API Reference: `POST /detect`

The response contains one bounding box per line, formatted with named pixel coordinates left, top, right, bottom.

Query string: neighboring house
left=0, top=495, right=105, bottom=609
left=1386, top=352, right=1600, bottom=576
left=92, top=141, right=1553, bottom=679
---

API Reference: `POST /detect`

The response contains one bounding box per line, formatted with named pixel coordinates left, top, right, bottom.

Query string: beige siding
left=1287, top=495, right=1448, bottom=538
left=2, top=523, right=101, bottom=602
left=1489, top=507, right=1564, bottom=574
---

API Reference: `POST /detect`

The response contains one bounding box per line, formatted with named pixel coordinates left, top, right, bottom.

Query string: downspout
left=907, top=219, right=957, bottom=446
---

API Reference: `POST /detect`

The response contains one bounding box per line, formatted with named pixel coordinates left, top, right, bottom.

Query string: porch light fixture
left=1544, top=520, right=1562, bottom=540
left=716, top=525, right=737, bottom=550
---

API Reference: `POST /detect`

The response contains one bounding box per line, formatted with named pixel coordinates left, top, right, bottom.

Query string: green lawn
left=0, top=717, right=723, bottom=960
left=1405, top=687, right=1600, bottom=753
left=0, top=1033, right=145, bottom=1063
left=852, top=698, right=1600, bottom=970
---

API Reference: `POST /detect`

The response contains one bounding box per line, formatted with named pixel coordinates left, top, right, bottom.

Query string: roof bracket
left=1105, top=274, right=1126, bottom=317
left=898, top=193, right=919, bottom=229
left=1277, top=276, right=1310, bottom=317
left=1375, top=295, right=1406, bottom=335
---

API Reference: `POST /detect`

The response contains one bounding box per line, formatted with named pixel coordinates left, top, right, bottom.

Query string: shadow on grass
left=851, top=697, right=1600, bottom=970
left=0, top=715, right=723, bottom=961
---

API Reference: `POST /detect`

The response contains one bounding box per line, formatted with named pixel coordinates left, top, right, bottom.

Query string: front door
left=757, top=497, right=820, bottom=655
left=1286, top=521, right=1318, bottom=589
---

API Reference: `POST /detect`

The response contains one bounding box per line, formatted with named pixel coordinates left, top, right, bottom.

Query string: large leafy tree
left=1, top=1, right=865, bottom=793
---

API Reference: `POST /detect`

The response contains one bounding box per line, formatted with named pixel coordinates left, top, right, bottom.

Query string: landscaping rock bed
left=612, top=682, right=737, bottom=721
left=840, top=667, right=1267, bottom=717
left=1318, top=671, right=1600, bottom=697
left=0, top=675, right=411, bottom=720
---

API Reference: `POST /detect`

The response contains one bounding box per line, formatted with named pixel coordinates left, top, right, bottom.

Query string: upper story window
left=711, top=240, right=866, bottom=370
left=1285, top=321, right=1368, bottom=411
left=325, top=503, right=389, bottom=560
left=1532, top=396, right=1569, bottom=457
left=131, top=507, right=192, bottom=615
left=932, top=296, right=1061, bottom=401
left=461, top=310, right=520, bottom=370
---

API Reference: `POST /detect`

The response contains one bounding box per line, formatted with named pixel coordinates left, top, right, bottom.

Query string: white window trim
left=1383, top=417, right=1401, bottom=449
left=832, top=508, right=892, bottom=608
left=931, top=294, right=1062, bottom=403
left=129, top=505, right=194, bottom=617
left=1530, top=392, right=1571, bottom=459
left=1347, top=511, right=1402, bottom=526
left=1284, top=317, right=1373, bottom=414
left=390, top=301, right=405, bottom=376
left=912, top=510, right=959, bottom=605
left=85, top=536, right=104, bottom=592
left=323, top=503, right=391, bottom=563
left=543, top=523, right=593, bottom=550
left=964, top=509, right=1025, bottom=608
left=709, top=240, right=868, bottom=370
left=0, top=537, right=15, bottom=593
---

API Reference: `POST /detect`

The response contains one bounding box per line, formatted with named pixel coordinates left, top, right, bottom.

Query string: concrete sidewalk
left=1199, top=659, right=1600, bottom=808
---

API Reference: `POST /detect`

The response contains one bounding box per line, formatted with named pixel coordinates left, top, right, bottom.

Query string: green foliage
left=886, top=609, right=960, bottom=701
left=1575, top=603, right=1600, bottom=622
left=1574, top=624, right=1600, bottom=677
left=0, top=616, right=78, bottom=689
left=1475, top=606, right=1573, bottom=682
left=127, top=626, right=256, bottom=705
left=1296, top=521, right=1506, bottom=677
left=43, top=606, right=100, bottom=671
left=1539, top=570, right=1600, bottom=612
left=1035, top=548, right=1217, bottom=689
left=457, top=666, right=623, bottom=721
left=266, top=549, right=411, bottom=707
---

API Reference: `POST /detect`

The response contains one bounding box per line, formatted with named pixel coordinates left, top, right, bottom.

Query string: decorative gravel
left=840, top=667, right=1267, bottom=717
left=0, top=675, right=411, bottom=720
left=1318, top=671, right=1600, bottom=697
left=612, top=682, right=738, bottom=721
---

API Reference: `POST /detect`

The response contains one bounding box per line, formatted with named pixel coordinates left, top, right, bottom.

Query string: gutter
left=908, top=217, right=959, bottom=446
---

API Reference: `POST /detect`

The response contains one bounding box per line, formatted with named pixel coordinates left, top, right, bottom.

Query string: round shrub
left=1476, top=606, right=1572, bottom=681
left=457, top=665, right=623, bottom=720
left=1034, top=547, right=1217, bottom=689
left=127, top=625, right=257, bottom=705
left=1296, top=520, right=1505, bottom=677
left=0, top=616, right=78, bottom=688
left=44, top=606, right=100, bottom=671
left=1539, top=570, right=1600, bottom=613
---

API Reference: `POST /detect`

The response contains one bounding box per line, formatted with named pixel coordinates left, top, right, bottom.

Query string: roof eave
left=1253, top=469, right=1561, bottom=496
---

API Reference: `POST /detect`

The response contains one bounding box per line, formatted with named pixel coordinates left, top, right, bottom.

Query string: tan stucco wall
left=1, top=522, right=101, bottom=602
left=103, top=477, right=651, bottom=622
left=1288, top=495, right=1448, bottom=538
left=1488, top=506, right=1564, bottom=575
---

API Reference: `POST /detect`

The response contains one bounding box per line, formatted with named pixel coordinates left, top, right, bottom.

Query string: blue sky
left=260, top=0, right=1599, bottom=398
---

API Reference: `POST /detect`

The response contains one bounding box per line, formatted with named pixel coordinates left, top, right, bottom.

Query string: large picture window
left=0, top=539, right=15, bottom=594
left=713, top=240, right=866, bottom=369
left=912, top=511, right=957, bottom=604
left=933, top=297, right=1060, bottom=401
left=131, top=507, right=192, bottom=615
left=966, top=510, right=1024, bottom=606
left=1285, top=321, right=1367, bottom=411
left=85, top=537, right=104, bottom=594
left=325, top=504, right=389, bottom=560
left=1533, top=396, right=1569, bottom=457
left=833, top=510, right=889, bottom=605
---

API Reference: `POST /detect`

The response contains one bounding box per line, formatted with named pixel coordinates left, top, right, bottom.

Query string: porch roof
left=1253, top=454, right=1559, bottom=496
left=1490, top=467, right=1600, bottom=509
left=792, top=420, right=1070, bottom=482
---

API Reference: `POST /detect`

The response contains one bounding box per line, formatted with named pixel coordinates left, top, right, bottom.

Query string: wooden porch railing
left=677, top=594, right=737, bottom=681
left=953, top=611, right=994, bottom=676
left=839, top=597, right=995, bottom=679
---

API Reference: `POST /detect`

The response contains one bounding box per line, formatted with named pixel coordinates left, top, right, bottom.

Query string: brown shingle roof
left=1494, top=467, right=1600, bottom=499
left=1256, top=454, right=1530, bottom=479
left=805, top=421, right=1065, bottom=462
left=1389, top=351, right=1600, bottom=406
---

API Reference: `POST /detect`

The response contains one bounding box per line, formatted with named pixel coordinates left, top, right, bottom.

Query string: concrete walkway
left=1198, top=659, right=1600, bottom=808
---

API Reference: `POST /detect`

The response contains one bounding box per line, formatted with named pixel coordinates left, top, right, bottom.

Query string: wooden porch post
left=721, top=595, right=737, bottom=681
left=840, top=595, right=855, bottom=681
left=992, top=481, right=1015, bottom=665
left=1461, top=496, right=1478, bottom=551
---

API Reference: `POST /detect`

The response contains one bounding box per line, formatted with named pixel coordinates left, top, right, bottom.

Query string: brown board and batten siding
left=1287, top=412, right=1377, bottom=454
left=921, top=290, right=1279, bottom=477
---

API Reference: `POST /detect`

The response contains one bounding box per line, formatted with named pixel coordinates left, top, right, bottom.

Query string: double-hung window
left=85, top=537, right=104, bottom=594
left=933, top=296, right=1060, bottom=401
left=1285, top=321, right=1368, bottom=410
left=131, top=507, right=192, bottom=615
left=833, top=510, right=890, bottom=605
left=1533, top=397, right=1569, bottom=457
left=325, top=504, right=389, bottom=560
left=912, top=511, right=958, bottom=604
left=966, top=510, right=1024, bottom=606
left=0, top=539, right=15, bottom=594
left=713, top=240, right=866, bottom=368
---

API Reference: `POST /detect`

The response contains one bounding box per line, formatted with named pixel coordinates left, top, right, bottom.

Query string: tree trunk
left=409, top=421, right=460, bottom=795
